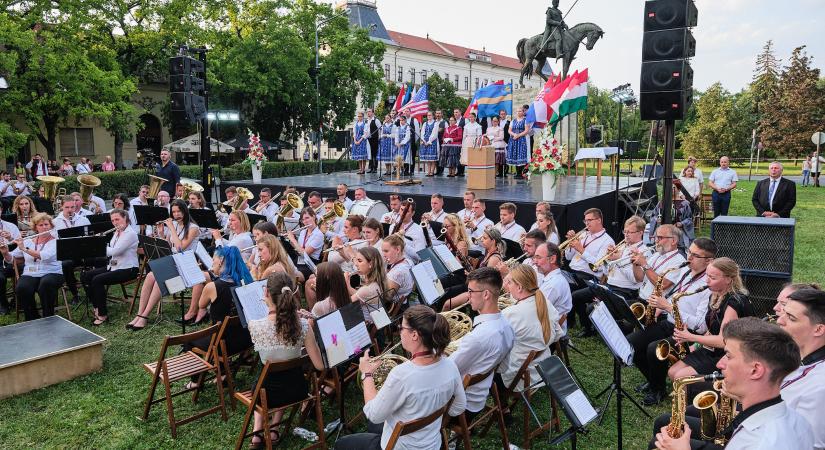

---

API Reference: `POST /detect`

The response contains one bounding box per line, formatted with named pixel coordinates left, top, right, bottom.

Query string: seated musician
left=212, top=210, right=254, bottom=262
left=334, top=305, right=466, bottom=450
left=534, top=210, right=560, bottom=245
left=253, top=188, right=278, bottom=222
left=129, top=184, right=150, bottom=207
left=308, top=262, right=350, bottom=317
left=441, top=228, right=505, bottom=312
left=379, top=194, right=401, bottom=225
left=336, top=182, right=354, bottom=211
left=189, top=246, right=254, bottom=326
left=321, top=197, right=345, bottom=239
left=12, top=195, right=37, bottom=237
left=361, top=218, right=384, bottom=251
left=186, top=190, right=213, bottom=247
left=328, top=215, right=366, bottom=268
left=286, top=207, right=324, bottom=281
left=247, top=272, right=324, bottom=448
left=500, top=228, right=546, bottom=282
left=602, top=216, right=647, bottom=301
left=249, top=221, right=303, bottom=284
left=534, top=242, right=573, bottom=336
left=627, top=237, right=715, bottom=406
left=529, top=201, right=552, bottom=231
left=80, top=208, right=139, bottom=326
left=564, top=208, right=615, bottom=336
left=88, top=193, right=107, bottom=215
left=388, top=199, right=426, bottom=263
left=495, top=202, right=526, bottom=241
left=498, top=264, right=562, bottom=392
left=174, top=182, right=185, bottom=200
left=449, top=267, right=514, bottom=420
left=464, top=199, right=494, bottom=249
left=127, top=199, right=200, bottom=330
left=440, top=213, right=471, bottom=261
left=69, top=192, right=92, bottom=216
left=667, top=257, right=752, bottom=387
left=109, top=193, right=139, bottom=233
left=653, top=318, right=812, bottom=450
left=53, top=195, right=92, bottom=304
left=248, top=234, right=291, bottom=281
left=381, top=234, right=414, bottom=309
left=422, top=193, right=448, bottom=224
left=344, top=246, right=388, bottom=323
left=2, top=213, right=63, bottom=321
left=274, top=187, right=300, bottom=232
left=0, top=206, right=22, bottom=315
left=306, top=191, right=324, bottom=219
left=454, top=190, right=475, bottom=224
left=154, top=190, right=171, bottom=212
left=12, top=173, right=32, bottom=197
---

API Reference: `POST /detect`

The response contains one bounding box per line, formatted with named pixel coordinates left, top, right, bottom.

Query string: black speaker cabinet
left=642, top=28, right=696, bottom=61
left=741, top=272, right=792, bottom=318
left=640, top=90, right=692, bottom=121
left=710, top=216, right=795, bottom=276
left=332, top=130, right=351, bottom=149
left=644, top=0, right=698, bottom=32
left=641, top=60, right=693, bottom=92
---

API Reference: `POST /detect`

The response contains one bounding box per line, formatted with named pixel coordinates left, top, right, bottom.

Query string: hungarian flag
left=525, top=74, right=564, bottom=129
left=392, top=84, right=407, bottom=112
left=548, top=69, right=589, bottom=131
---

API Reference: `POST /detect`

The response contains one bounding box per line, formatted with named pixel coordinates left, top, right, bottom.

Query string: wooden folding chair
left=140, top=322, right=228, bottom=438
left=234, top=356, right=326, bottom=450
left=447, top=369, right=510, bottom=450
left=212, top=315, right=255, bottom=409
left=12, top=262, right=73, bottom=321
left=385, top=397, right=455, bottom=450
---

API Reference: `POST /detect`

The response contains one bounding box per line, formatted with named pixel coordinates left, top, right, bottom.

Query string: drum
left=349, top=199, right=389, bottom=222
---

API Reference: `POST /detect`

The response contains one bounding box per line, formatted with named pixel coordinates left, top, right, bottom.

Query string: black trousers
left=368, top=139, right=379, bottom=170
left=568, top=270, right=597, bottom=329
left=627, top=320, right=675, bottom=392
left=62, top=258, right=107, bottom=296
left=0, top=262, right=21, bottom=308
left=648, top=411, right=722, bottom=450
left=333, top=420, right=384, bottom=450
left=81, top=266, right=139, bottom=316
left=17, top=273, right=65, bottom=321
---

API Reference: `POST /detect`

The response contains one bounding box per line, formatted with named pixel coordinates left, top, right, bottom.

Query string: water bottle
left=324, top=418, right=341, bottom=434
left=292, top=427, right=318, bottom=442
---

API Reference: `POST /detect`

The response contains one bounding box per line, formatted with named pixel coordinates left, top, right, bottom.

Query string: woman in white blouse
left=80, top=209, right=139, bottom=326
left=109, top=193, right=139, bottom=233
left=344, top=246, right=388, bottom=323
left=212, top=210, right=254, bottom=262
left=2, top=213, right=63, bottom=321
left=247, top=272, right=324, bottom=447
left=460, top=113, right=483, bottom=167
left=361, top=218, right=384, bottom=251
left=486, top=116, right=507, bottom=178
left=677, top=165, right=702, bottom=200
left=127, top=199, right=200, bottom=330
left=287, top=207, right=325, bottom=280
left=334, top=305, right=466, bottom=450
left=497, top=264, right=562, bottom=391
left=535, top=211, right=560, bottom=245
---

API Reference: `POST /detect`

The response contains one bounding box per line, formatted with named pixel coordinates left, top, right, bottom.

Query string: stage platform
left=232, top=171, right=656, bottom=233
left=0, top=316, right=106, bottom=399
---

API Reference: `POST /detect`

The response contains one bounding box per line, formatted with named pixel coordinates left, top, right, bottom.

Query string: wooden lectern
left=466, top=146, right=496, bottom=190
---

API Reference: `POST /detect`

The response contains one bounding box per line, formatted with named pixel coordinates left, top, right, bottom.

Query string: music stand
left=534, top=356, right=600, bottom=450
left=188, top=208, right=221, bottom=230
left=57, top=222, right=113, bottom=239
left=56, top=236, right=109, bottom=320
left=138, top=235, right=173, bottom=261
left=503, top=238, right=523, bottom=260
left=584, top=279, right=644, bottom=331
left=246, top=213, right=266, bottom=226
left=1, top=213, right=17, bottom=225
left=133, top=205, right=169, bottom=227
left=86, top=213, right=111, bottom=224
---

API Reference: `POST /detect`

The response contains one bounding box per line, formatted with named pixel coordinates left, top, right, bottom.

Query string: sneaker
left=642, top=389, right=666, bottom=406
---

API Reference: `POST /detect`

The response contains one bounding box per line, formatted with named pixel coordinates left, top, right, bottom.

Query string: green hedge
left=36, top=160, right=357, bottom=199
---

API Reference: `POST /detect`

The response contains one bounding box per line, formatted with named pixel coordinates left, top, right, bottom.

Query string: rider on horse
left=541, top=0, right=567, bottom=60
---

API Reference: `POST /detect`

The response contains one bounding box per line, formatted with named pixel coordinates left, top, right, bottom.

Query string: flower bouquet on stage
left=527, top=128, right=566, bottom=201
left=242, top=130, right=267, bottom=184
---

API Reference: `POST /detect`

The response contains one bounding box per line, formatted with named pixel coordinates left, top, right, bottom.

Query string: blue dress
left=351, top=121, right=368, bottom=161
left=506, top=118, right=529, bottom=166
left=395, top=125, right=410, bottom=162
left=377, top=123, right=395, bottom=162
left=419, top=121, right=438, bottom=162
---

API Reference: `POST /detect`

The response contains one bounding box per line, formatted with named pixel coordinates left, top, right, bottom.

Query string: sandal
left=249, top=430, right=264, bottom=449
left=131, top=314, right=149, bottom=331
left=92, top=316, right=108, bottom=326
left=268, top=426, right=282, bottom=445
left=184, top=380, right=200, bottom=390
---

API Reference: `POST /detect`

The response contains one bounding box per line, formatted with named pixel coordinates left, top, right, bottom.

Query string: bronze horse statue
left=517, top=22, right=604, bottom=86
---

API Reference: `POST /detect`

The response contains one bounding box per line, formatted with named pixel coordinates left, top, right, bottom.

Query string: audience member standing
left=812, top=150, right=825, bottom=187
left=708, top=156, right=738, bottom=217
left=101, top=155, right=116, bottom=172
left=752, top=161, right=796, bottom=218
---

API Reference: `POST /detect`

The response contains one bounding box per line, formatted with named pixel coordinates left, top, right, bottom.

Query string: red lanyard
left=582, top=231, right=605, bottom=249
left=652, top=251, right=679, bottom=272
left=302, top=228, right=313, bottom=247
left=500, top=222, right=515, bottom=234
left=677, top=271, right=706, bottom=292
left=781, top=362, right=823, bottom=389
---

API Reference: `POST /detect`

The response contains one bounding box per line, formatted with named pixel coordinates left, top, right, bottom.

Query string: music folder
left=230, top=280, right=268, bottom=328
left=535, top=356, right=599, bottom=429
left=57, top=222, right=114, bottom=239
left=133, top=205, right=170, bottom=226
left=86, top=213, right=111, bottom=224
left=381, top=222, right=391, bottom=238
left=411, top=260, right=445, bottom=306
left=312, top=302, right=373, bottom=369
left=503, top=238, right=523, bottom=260
left=188, top=208, right=221, bottom=230
left=56, top=236, right=108, bottom=261
left=1, top=214, right=17, bottom=225
left=148, top=251, right=206, bottom=297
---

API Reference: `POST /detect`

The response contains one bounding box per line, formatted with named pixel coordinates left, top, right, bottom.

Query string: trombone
left=558, top=229, right=587, bottom=251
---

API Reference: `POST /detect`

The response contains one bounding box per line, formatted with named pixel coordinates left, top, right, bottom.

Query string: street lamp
left=207, top=109, right=240, bottom=202
left=609, top=84, right=636, bottom=234
left=314, top=8, right=350, bottom=173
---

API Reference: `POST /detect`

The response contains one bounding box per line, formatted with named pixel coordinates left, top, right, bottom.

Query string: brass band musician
left=603, top=216, right=647, bottom=301
left=53, top=195, right=92, bottom=304
left=565, top=208, right=614, bottom=336
left=494, top=202, right=526, bottom=241
left=0, top=209, right=22, bottom=315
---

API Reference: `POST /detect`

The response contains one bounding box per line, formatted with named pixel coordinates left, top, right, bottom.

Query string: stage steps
left=618, top=185, right=656, bottom=219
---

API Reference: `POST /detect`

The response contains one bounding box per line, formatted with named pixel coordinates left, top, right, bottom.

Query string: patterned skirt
left=444, top=145, right=461, bottom=168
left=420, top=142, right=438, bottom=162
left=494, top=146, right=507, bottom=166
left=351, top=140, right=368, bottom=161
left=377, top=137, right=394, bottom=162
left=506, top=136, right=529, bottom=166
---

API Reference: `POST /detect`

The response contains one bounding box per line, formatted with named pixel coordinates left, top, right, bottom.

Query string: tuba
left=78, top=174, right=101, bottom=206
left=37, top=175, right=65, bottom=201
left=233, top=187, right=254, bottom=210
left=317, top=200, right=346, bottom=226
left=147, top=174, right=168, bottom=199
left=440, top=310, right=473, bottom=355
left=179, top=177, right=204, bottom=199
left=275, top=192, right=304, bottom=231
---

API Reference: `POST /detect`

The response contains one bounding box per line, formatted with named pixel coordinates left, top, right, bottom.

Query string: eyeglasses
left=467, top=287, right=488, bottom=296
left=399, top=325, right=415, bottom=333
left=653, top=235, right=674, bottom=241
left=687, top=251, right=713, bottom=259
left=622, top=230, right=641, bottom=235
left=583, top=218, right=599, bottom=224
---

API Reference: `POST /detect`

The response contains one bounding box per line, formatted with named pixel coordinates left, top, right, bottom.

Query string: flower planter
left=251, top=164, right=262, bottom=184
left=542, top=172, right=556, bottom=201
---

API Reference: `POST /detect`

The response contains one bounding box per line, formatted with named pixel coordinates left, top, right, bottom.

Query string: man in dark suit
left=453, top=108, right=467, bottom=177
left=435, top=110, right=447, bottom=176
left=752, top=161, right=796, bottom=218
left=365, top=109, right=381, bottom=173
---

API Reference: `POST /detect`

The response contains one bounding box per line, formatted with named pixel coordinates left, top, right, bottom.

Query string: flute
left=323, top=239, right=367, bottom=253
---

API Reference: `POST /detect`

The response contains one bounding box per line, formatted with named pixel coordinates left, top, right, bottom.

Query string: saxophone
left=693, top=375, right=737, bottom=445
left=643, top=262, right=689, bottom=325
left=667, top=372, right=724, bottom=438
left=655, top=286, right=710, bottom=364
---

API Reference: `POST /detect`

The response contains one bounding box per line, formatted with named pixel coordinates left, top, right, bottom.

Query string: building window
left=59, top=128, right=95, bottom=156
left=397, top=66, right=403, bottom=82
left=409, top=67, right=415, bottom=83
left=454, top=75, right=459, bottom=89
left=464, top=76, right=469, bottom=91
left=384, top=64, right=390, bottom=80
left=422, top=70, right=428, bottom=83
left=475, top=78, right=479, bottom=90
left=444, top=72, right=449, bottom=82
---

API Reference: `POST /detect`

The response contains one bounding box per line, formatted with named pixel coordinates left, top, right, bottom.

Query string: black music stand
left=188, top=208, right=221, bottom=230
left=1, top=213, right=17, bottom=225
left=246, top=213, right=266, bottom=226
left=585, top=279, right=644, bottom=331
left=138, top=235, right=173, bottom=261
left=57, top=222, right=113, bottom=239
left=86, top=213, right=111, bottom=224
left=56, top=236, right=109, bottom=319
left=133, top=205, right=169, bottom=226
left=147, top=255, right=186, bottom=332
left=503, top=238, right=523, bottom=260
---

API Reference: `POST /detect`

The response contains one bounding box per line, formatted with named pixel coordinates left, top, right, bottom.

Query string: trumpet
left=558, top=229, right=587, bottom=251
left=607, top=246, right=654, bottom=270
left=281, top=224, right=311, bottom=236
left=762, top=313, right=778, bottom=323
left=323, top=239, right=367, bottom=253
left=502, top=252, right=529, bottom=268
left=590, top=239, right=626, bottom=271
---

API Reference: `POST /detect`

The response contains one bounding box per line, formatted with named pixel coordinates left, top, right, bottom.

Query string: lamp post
left=314, top=9, right=350, bottom=174
left=206, top=109, right=239, bottom=202
left=609, top=84, right=636, bottom=235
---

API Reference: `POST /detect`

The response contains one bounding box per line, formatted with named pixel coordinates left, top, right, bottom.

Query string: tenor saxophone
left=643, top=262, right=689, bottom=325
left=655, top=286, right=710, bottom=364
left=667, top=372, right=724, bottom=438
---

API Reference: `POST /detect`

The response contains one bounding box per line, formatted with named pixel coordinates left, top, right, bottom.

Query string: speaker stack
left=640, top=0, right=697, bottom=121
left=710, top=216, right=796, bottom=316
left=169, top=55, right=206, bottom=124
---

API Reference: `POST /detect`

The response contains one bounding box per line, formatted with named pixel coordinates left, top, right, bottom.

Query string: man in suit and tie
left=365, top=109, right=381, bottom=173
left=752, top=161, right=796, bottom=218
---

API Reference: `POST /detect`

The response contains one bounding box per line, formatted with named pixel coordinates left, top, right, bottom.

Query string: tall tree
left=425, top=73, right=468, bottom=115
left=680, top=82, right=752, bottom=160
left=0, top=14, right=30, bottom=157
left=751, top=40, right=781, bottom=116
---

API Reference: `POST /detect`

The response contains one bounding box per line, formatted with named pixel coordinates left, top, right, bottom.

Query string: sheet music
left=234, top=280, right=269, bottom=323
left=433, top=245, right=463, bottom=273
left=346, top=322, right=372, bottom=353
left=411, top=260, right=444, bottom=305
left=172, top=252, right=206, bottom=287
left=165, top=276, right=185, bottom=295
left=194, top=241, right=213, bottom=267
left=316, top=310, right=353, bottom=367
left=370, top=307, right=391, bottom=329
left=565, top=389, right=598, bottom=426
left=590, top=302, right=634, bottom=366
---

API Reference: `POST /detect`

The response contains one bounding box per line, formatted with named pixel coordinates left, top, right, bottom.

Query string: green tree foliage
left=680, top=83, right=754, bottom=160
left=0, top=15, right=30, bottom=156
left=760, top=46, right=825, bottom=158
left=425, top=73, right=468, bottom=115
left=751, top=40, right=781, bottom=117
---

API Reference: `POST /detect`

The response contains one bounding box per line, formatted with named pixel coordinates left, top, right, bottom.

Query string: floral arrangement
left=526, top=127, right=566, bottom=179
left=242, top=130, right=268, bottom=168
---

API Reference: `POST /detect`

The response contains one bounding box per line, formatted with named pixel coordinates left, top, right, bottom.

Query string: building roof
left=386, top=30, right=523, bottom=71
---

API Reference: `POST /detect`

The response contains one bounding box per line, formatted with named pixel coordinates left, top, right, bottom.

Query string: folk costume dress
left=419, top=120, right=439, bottom=162
left=377, top=121, right=395, bottom=163
left=394, top=124, right=411, bottom=165
left=351, top=120, right=369, bottom=161
left=506, top=118, right=529, bottom=166
left=443, top=125, right=463, bottom=169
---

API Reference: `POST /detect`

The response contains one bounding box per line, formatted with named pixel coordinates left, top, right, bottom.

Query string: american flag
left=402, top=83, right=429, bottom=119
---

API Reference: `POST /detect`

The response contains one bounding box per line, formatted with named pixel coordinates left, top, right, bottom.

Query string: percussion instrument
left=349, top=199, right=389, bottom=222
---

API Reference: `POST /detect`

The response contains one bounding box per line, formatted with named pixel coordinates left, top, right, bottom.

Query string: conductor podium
left=466, top=146, right=496, bottom=190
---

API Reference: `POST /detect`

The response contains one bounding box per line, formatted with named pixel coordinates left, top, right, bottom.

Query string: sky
left=366, top=0, right=824, bottom=95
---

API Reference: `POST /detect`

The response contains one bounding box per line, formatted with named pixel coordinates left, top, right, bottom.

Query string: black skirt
left=682, top=347, right=722, bottom=375
left=251, top=366, right=309, bottom=408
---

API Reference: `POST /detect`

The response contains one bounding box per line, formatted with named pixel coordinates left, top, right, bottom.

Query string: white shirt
left=389, top=221, right=426, bottom=263
left=217, top=231, right=254, bottom=261
left=340, top=197, right=354, bottom=212
left=637, top=250, right=686, bottom=300
left=449, top=313, right=514, bottom=412
left=709, top=167, right=739, bottom=190
left=499, top=296, right=562, bottom=390
left=461, top=121, right=482, bottom=148
left=107, top=227, right=139, bottom=270
left=564, top=230, right=614, bottom=276
left=725, top=400, right=813, bottom=450
left=13, top=181, right=31, bottom=196
left=539, top=268, right=573, bottom=335
left=363, top=358, right=466, bottom=450
left=12, top=238, right=62, bottom=277
left=606, top=242, right=645, bottom=290
left=256, top=202, right=279, bottom=222
left=298, top=227, right=324, bottom=261
left=387, top=258, right=414, bottom=301
left=663, top=269, right=710, bottom=333
left=0, top=220, right=22, bottom=242
left=426, top=209, right=447, bottom=224
left=53, top=213, right=91, bottom=231
left=165, top=222, right=200, bottom=252
left=780, top=349, right=825, bottom=449
left=75, top=163, right=91, bottom=174
left=456, top=208, right=474, bottom=224
left=467, top=215, right=494, bottom=240
left=380, top=210, right=400, bottom=225
left=129, top=197, right=148, bottom=207
left=0, top=180, right=16, bottom=197
left=495, top=220, right=526, bottom=242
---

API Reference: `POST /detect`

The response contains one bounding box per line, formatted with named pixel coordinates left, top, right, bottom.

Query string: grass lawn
left=0, top=180, right=821, bottom=449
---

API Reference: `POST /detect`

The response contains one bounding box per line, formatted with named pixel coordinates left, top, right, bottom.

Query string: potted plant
left=242, top=130, right=268, bottom=183
left=526, top=127, right=566, bottom=200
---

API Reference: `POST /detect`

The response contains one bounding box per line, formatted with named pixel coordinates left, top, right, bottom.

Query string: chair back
left=506, top=349, right=545, bottom=394
left=463, top=366, right=497, bottom=389
left=157, top=322, right=223, bottom=365
left=385, top=397, right=455, bottom=450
